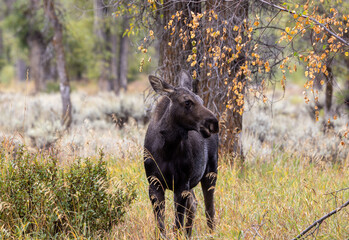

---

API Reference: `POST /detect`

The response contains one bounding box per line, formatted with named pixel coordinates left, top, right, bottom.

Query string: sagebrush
left=0, top=141, right=136, bottom=239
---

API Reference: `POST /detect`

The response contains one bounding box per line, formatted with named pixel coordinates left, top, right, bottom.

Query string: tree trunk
left=16, top=58, right=26, bottom=81
left=117, top=16, right=129, bottom=93
left=344, top=58, right=349, bottom=112
left=158, top=1, right=194, bottom=85
left=94, top=0, right=113, bottom=91
left=0, top=28, right=3, bottom=62
left=27, top=33, right=46, bottom=91
left=202, top=0, right=248, bottom=162
left=0, top=2, right=5, bottom=63
left=221, top=0, right=248, bottom=162
left=44, top=0, right=72, bottom=128
left=325, top=65, right=333, bottom=116
left=323, top=64, right=334, bottom=131
left=24, top=0, right=47, bottom=91
left=111, top=29, right=118, bottom=93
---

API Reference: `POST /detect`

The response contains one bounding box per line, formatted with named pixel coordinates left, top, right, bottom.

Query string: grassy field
left=0, top=81, right=348, bottom=239
left=110, top=152, right=349, bottom=239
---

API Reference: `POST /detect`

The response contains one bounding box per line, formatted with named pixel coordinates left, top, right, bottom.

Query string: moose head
left=149, top=71, right=219, bottom=138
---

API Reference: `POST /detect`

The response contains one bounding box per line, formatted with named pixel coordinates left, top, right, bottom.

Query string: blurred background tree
left=0, top=0, right=154, bottom=127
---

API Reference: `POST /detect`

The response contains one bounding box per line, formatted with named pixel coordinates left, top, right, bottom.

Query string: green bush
left=0, top=143, right=135, bottom=238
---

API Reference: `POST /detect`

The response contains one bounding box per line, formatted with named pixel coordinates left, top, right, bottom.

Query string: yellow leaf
left=263, top=95, right=267, bottom=103
left=264, top=61, right=270, bottom=72
left=346, top=52, right=349, bottom=56
left=285, top=27, right=290, bottom=33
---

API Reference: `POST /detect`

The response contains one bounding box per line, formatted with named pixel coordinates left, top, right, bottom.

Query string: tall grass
left=109, top=151, right=349, bottom=239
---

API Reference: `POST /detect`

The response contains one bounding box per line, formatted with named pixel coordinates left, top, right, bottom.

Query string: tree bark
left=0, top=28, right=3, bottom=62
left=44, top=0, right=72, bottom=128
left=27, top=32, right=47, bottom=91
left=94, top=0, right=114, bottom=91
left=25, top=0, right=47, bottom=92
left=0, top=10, right=4, bottom=70
left=111, top=28, right=118, bottom=92
left=117, top=16, right=129, bottom=93
left=324, top=65, right=333, bottom=117
left=16, top=58, right=26, bottom=82
left=344, top=58, right=349, bottom=112
left=220, top=0, right=248, bottom=162
left=158, top=1, right=194, bottom=86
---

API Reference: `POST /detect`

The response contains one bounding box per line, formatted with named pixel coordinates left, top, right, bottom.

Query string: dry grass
left=109, top=150, right=349, bottom=240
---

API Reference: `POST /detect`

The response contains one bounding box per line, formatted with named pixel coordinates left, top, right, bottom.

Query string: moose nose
left=206, top=118, right=219, bottom=133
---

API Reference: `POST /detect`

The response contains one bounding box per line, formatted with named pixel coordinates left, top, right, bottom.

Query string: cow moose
left=144, top=71, right=219, bottom=238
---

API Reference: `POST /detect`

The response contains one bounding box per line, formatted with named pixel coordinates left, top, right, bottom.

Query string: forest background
left=0, top=0, right=348, bottom=239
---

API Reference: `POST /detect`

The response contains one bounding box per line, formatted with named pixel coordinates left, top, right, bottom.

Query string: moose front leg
left=149, top=184, right=166, bottom=238
left=173, top=188, right=190, bottom=235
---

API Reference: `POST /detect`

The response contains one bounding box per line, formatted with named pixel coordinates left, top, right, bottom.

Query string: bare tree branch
left=292, top=199, right=349, bottom=240
left=325, top=187, right=349, bottom=196
left=257, top=0, right=349, bottom=47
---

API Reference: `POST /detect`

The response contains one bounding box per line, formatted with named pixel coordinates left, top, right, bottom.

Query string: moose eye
left=185, top=100, right=192, bottom=108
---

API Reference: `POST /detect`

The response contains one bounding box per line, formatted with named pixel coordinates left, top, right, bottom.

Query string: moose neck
left=159, top=107, right=188, bottom=147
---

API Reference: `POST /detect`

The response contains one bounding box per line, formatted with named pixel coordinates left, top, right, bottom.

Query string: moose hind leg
left=149, top=184, right=166, bottom=238
left=201, top=172, right=217, bottom=231
left=185, top=189, right=197, bottom=237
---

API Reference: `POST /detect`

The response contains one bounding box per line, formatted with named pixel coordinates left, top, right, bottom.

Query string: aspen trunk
left=44, top=0, right=72, bottom=128
left=94, top=0, right=114, bottom=91
left=16, top=58, right=26, bottom=82
left=117, top=16, right=129, bottom=93
left=27, top=33, right=46, bottom=92
left=111, top=29, right=118, bottom=93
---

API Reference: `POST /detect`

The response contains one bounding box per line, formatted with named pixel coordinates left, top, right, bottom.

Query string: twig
left=257, top=0, right=349, bottom=47
left=324, top=187, right=349, bottom=196
left=292, top=199, right=349, bottom=240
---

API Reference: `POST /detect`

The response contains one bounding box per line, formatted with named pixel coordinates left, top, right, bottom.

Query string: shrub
left=0, top=142, right=136, bottom=238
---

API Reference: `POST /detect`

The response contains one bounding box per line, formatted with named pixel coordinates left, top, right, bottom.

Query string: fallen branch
left=292, top=199, right=349, bottom=240
left=257, top=0, right=349, bottom=48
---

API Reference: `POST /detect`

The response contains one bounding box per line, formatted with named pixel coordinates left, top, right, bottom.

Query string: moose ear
left=179, top=70, right=193, bottom=91
left=149, top=75, right=175, bottom=95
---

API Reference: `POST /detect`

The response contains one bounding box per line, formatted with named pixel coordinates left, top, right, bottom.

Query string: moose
left=144, top=71, right=219, bottom=238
